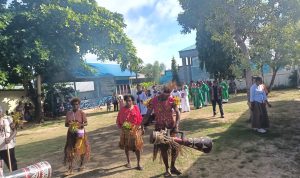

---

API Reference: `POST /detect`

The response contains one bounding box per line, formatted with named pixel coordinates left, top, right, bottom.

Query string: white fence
left=235, top=70, right=293, bottom=90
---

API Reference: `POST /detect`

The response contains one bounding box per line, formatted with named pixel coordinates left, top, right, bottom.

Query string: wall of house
left=0, top=90, right=26, bottom=112
left=235, top=70, right=294, bottom=90
left=76, top=77, right=116, bottom=99
left=178, top=57, right=210, bottom=83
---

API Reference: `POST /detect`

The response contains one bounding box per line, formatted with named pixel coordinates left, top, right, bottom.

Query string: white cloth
left=151, top=90, right=159, bottom=98
left=171, top=90, right=181, bottom=98
left=171, top=90, right=182, bottom=109
left=135, top=92, right=148, bottom=115
left=0, top=116, right=16, bottom=150
left=250, top=84, right=267, bottom=103
left=204, top=93, right=208, bottom=105
left=180, top=90, right=190, bottom=112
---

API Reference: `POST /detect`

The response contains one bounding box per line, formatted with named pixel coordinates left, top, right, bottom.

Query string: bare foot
left=170, top=167, right=182, bottom=175
left=64, top=169, right=73, bottom=176
left=125, top=163, right=131, bottom=168
left=78, top=166, right=85, bottom=172
left=136, top=166, right=143, bottom=171
left=164, top=169, right=172, bottom=177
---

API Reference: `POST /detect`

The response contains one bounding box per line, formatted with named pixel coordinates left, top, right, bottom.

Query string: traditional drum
left=5, top=161, right=52, bottom=178
left=150, top=129, right=213, bottom=153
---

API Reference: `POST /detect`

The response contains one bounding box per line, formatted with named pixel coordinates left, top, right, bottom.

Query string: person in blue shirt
left=250, top=77, right=272, bottom=133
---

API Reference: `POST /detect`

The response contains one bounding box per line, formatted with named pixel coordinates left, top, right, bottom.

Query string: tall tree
left=142, top=63, right=154, bottom=80
left=152, top=61, right=162, bottom=84
left=129, top=57, right=143, bottom=79
left=171, top=57, right=180, bottom=84
left=178, top=0, right=300, bottom=95
left=250, top=2, right=300, bottom=90
left=0, top=0, right=140, bottom=121
left=141, top=61, right=165, bottom=83
left=197, top=28, right=238, bottom=79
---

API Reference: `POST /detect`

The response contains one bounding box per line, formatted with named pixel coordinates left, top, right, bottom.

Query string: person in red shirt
left=143, top=84, right=181, bottom=176
left=116, top=95, right=144, bottom=170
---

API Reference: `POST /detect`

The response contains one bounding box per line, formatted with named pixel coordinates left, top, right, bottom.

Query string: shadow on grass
left=180, top=117, right=227, bottom=133
left=68, top=165, right=132, bottom=178
left=15, top=123, right=155, bottom=178
left=225, top=94, right=247, bottom=104
left=184, top=99, right=300, bottom=177
left=14, top=94, right=300, bottom=177
left=19, top=111, right=114, bottom=131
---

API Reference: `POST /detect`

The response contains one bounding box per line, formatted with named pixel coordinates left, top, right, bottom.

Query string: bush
left=140, top=82, right=155, bottom=90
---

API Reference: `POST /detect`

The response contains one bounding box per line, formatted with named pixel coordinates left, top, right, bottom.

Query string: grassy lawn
left=12, top=89, right=300, bottom=178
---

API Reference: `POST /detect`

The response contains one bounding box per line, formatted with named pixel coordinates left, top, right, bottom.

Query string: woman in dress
left=64, top=98, right=90, bottom=175
left=116, top=95, right=144, bottom=170
left=180, top=85, right=190, bottom=112
left=250, top=77, right=272, bottom=133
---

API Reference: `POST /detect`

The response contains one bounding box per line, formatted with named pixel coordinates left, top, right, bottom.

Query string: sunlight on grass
left=13, top=89, right=300, bottom=178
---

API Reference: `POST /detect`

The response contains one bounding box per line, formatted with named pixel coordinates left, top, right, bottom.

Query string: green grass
left=12, top=89, right=300, bottom=178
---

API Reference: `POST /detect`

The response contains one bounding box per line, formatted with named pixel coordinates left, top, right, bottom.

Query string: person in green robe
left=220, top=79, right=229, bottom=103
left=191, top=83, right=201, bottom=109
left=197, top=82, right=205, bottom=108
left=200, top=81, right=210, bottom=106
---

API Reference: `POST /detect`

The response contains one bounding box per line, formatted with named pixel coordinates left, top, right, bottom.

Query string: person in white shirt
left=151, top=85, right=160, bottom=97
left=180, top=85, right=190, bottom=112
left=0, top=106, right=18, bottom=171
left=171, top=86, right=182, bottom=112
left=250, top=77, right=271, bottom=133
left=135, top=84, right=148, bottom=116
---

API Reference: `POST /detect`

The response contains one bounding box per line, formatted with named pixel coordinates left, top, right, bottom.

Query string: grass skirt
left=119, top=126, right=144, bottom=152
left=153, top=130, right=181, bottom=161
left=64, top=130, right=90, bottom=166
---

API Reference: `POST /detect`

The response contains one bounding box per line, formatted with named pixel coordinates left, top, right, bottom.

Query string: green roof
left=179, top=44, right=196, bottom=52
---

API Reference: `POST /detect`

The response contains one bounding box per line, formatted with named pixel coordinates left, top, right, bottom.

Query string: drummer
left=143, top=83, right=181, bottom=176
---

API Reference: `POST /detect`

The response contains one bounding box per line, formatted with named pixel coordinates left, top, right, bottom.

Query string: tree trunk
left=236, top=38, right=253, bottom=100
left=260, top=65, right=264, bottom=82
left=268, top=67, right=279, bottom=92
left=35, top=75, right=43, bottom=123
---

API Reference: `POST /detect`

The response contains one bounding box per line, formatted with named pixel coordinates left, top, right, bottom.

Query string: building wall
left=235, top=70, right=294, bottom=90
left=178, top=66, right=185, bottom=83
left=77, top=90, right=97, bottom=99
left=178, top=57, right=210, bottom=83
left=76, top=77, right=133, bottom=99
left=0, top=90, right=26, bottom=112
left=98, top=77, right=116, bottom=96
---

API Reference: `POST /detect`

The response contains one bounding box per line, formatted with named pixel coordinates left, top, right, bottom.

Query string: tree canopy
left=171, top=57, right=180, bottom=84
left=196, top=28, right=238, bottom=79
left=141, top=61, right=165, bottom=83
left=178, top=0, right=300, bottom=90
left=0, top=0, right=140, bottom=87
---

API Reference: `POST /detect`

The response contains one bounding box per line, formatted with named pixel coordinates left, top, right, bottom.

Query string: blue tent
left=74, top=63, right=135, bottom=78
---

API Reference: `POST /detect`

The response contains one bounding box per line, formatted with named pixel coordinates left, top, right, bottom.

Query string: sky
left=86, top=0, right=196, bottom=69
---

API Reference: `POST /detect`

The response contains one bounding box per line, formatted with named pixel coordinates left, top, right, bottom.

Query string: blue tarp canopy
left=74, top=63, right=135, bottom=78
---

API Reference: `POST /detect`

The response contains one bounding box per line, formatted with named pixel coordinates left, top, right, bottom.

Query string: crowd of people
left=63, top=80, right=231, bottom=175
left=0, top=78, right=272, bottom=176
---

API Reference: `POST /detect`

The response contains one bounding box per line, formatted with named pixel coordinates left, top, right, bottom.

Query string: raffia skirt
left=64, top=130, right=90, bottom=166
left=119, top=126, right=144, bottom=152
left=252, top=102, right=269, bottom=129
left=153, top=128, right=181, bottom=161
